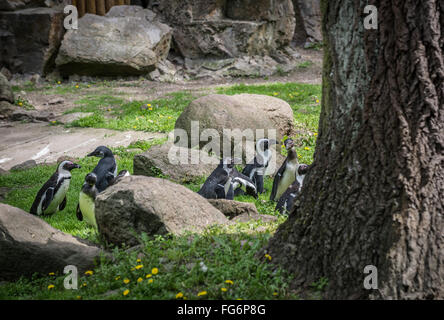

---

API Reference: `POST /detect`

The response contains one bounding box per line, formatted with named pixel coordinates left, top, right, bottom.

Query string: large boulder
left=0, top=7, right=65, bottom=75
left=55, top=6, right=172, bottom=76
left=155, top=0, right=295, bottom=59
left=174, top=94, right=295, bottom=152
left=95, top=176, right=228, bottom=247
left=292, top=0, right=322, bottom=45
left=133, top=141, right=219, bottom=183
left=0, top=203, right=103, bottom=281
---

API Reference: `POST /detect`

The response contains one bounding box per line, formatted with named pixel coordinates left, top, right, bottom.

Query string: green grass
left=68, top=91, right=194, bottom=133
left=0, top=81, right=322, bottom=300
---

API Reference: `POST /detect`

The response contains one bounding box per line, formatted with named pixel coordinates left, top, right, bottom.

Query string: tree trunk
left=265, top=0, right=444, bottom=299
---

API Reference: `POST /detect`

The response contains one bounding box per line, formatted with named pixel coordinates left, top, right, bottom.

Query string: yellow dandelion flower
left=137, top=277, right=143, bottom=283
left=115, top=276, right=121, bottom=281
left=316, top=99, right=320, bottom=103
left=168, top=116, right=172, bottom=119
left=151, top=267, right=159, bottom=275
left=135, top=264, right=143, bottom=270
left=76, top=296, right=82, bottom=300
left=197, top=291, right=207, bottom=297
left=48, top=284, right=55, bottom=290
left=87, top=84, right=91, bottom=88
left=176, top=292, right=184, bottom=299
left=221, top=288, right=227, bottom=292
left=107, top=108, right=111, bottom=112
left=314, top=132, right=318, bottom=136
left=18, top=102, right=23, bottom=106
left=148, top=107, right=153, bottom=111
left=133, top=126, right=137, bottom=129
left=75, top=85, right=79, bottom=89
left=123, top=289, right=130, bottom=296
left=273, top=292, right=278, bottom=296
left=57, top=81, right=61, bottom=84
left=304, top=147, right=310, bottom=151
left=265, top=254, right=272, bottom=261
left=82, top=283, right=87, bottom=287
left=84, top=270, right=93, bottom=276
left=123, top=279, right=130, bottom=284
left=146, top=274, right=152, bottom=278
left=148, top=279, right=153, bottom=284
left=225, top=280, right=234, bottom=285
left=147, top=104, right=151, bottom=107
left=48, top=272, right=55, bottom=276
left=236, top=298, right=243, bottom=300
left=136, top=258, right=141, bottom=263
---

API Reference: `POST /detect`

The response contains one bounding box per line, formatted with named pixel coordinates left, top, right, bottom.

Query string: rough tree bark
left=265, top=0, right=444, bottom=299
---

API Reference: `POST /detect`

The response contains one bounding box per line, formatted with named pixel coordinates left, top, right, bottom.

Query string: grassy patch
left=68, top=91, right=194, bottom=133
left=0, top=81, right=322, bottom=300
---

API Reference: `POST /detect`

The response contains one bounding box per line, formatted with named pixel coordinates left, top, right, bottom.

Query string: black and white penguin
left=275, top=164, right=310, bottom=214
left=87, top=146, right=117, bottom=193
left=198, top=158, right=257, bottom=200
left=235, top=138, right=279, bottom=195
left=106, top=170, right=130, bottom=187
left=270, top=139, right=303, bottom=201
left=30, top=160, right=81, bottom=216
left=76, top=173, right=99, bottom=229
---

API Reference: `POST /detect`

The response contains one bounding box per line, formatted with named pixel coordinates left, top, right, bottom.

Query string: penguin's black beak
left=68, top=163, right=81, bottom=170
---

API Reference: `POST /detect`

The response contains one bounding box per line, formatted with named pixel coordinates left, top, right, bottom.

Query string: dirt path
left=0, top=122, right=166, bottom=170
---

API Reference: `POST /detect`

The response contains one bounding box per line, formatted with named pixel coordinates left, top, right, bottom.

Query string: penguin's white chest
left=224, top=177, right=232, bottom=196
left=44, top=179, right=70, bottom=214
left=79, top=192, right=97, bottom=229
left=276, top=162, right=297, bottom=200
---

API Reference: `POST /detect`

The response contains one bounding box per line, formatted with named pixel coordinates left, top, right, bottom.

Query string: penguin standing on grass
left=270, top=139, right=303, bottom=201
left=198, top=158, right=257, bottom=200
left=87, top=146, right=117, bottom=193
left=275, top=164, right=310, bottom=214
left=30, top=161, right=81, bottom=216
left=77, top=170, right=130, bottom=230
left=76, top=173, right=99, bottom=229
left=234, top=138, right=279, bottom=196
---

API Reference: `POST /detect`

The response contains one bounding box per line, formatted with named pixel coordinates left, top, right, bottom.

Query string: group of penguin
left=30, top=146, right=129, bottom=229
left=29, top=137, right=308, bottom=225
left=197, top=137, right=310, bottom=214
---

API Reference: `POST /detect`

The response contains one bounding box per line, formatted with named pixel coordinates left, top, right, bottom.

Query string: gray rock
left=0, top=7, right=65, bottom=75
left=56, top=112, right=94, bottom=124
left=10, top=110, right=55, bottom=123
left=208, top=199, right=259, bottom=219
left=175, top=94, right=295, bottom=152
left=95, top=175, right=228, bottom=247
left=0, top=101, right=16, bottom=119
left=156, top=0, right=295, bottom=59
left=56, top=7, right=172, bottom=76
left=10, top=159, right=37, bottom=171
left=0, top=73, right=14, bottom=103
left=232, top=212, right=278, bottom=223
left=48, top=97, right=64, bottom=105
left=292, top=0, right=322, bottom=45
left=133, top=141, right=219, bottom=183
left=0, top=203, right=103, bottom=281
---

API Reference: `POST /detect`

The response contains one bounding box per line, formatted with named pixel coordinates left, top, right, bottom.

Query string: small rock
left=56, top=112, right=93, bottom=124
left=48, top=97, right=64, bottom=105
left=10, top=160, right=37, bottom=171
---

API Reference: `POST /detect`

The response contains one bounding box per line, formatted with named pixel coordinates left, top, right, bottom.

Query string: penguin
left=275, top=164, right=310, bottom=214
left=76, top=170, right=130, bottom=230
left=30, top=160, right=81, bottom=216
left=87, top=146, right=117, bottom=193
left=106, top=170, right=130, bottom=187
left=198, top=158, right=257, bottom=200
left=76, top=173, right=99, bottom=229
left=234, top=138, right=279, bottom=196
left=270, top=138, right=302, bottom=202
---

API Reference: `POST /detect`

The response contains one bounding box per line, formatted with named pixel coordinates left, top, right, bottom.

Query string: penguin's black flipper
left=270, top=158, right=287, bottom=201
left=215, top=184, right=227, bottom=199
left=76, top=204, right=83, bottom=221
left=59, top=196, right=67, bottom=211
left=42, top=187, right=55, bottom=211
